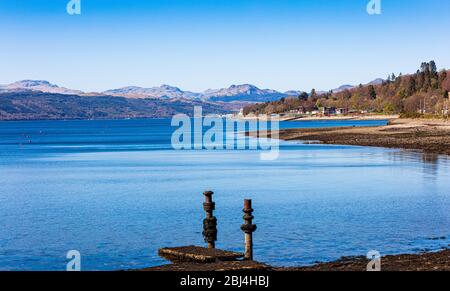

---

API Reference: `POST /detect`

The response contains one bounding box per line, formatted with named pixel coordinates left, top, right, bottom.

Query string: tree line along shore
left=244, top=61, right=450, bottom=119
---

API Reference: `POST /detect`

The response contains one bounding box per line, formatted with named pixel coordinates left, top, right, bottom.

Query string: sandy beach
left=249, top=118, right=450, bottom=156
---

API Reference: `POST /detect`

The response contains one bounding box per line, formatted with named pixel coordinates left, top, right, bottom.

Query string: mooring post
left=202, top=191, right=217, bottom=249
left=241, top=199, right=257, bottom=260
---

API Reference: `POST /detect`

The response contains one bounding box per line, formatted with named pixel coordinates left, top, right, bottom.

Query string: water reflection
left=1, top=119, right=450, bottom=270
left=387, top=150, right=450, bottom=179
left=421, top=153, right=440, bottom=178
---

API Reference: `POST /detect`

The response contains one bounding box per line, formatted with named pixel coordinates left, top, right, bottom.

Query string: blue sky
left=1, top=0, right=450, bottom=92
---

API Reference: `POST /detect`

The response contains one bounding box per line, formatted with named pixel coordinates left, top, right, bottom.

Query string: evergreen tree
left=429, top=60, right=437, bottom=75
left=309, top=89, right=318, bottom=101
left=368, top=85, right=377, bottom=99
left=298, top=92, right=309, bottom=101
left=421, top=62, right=428, bottom=73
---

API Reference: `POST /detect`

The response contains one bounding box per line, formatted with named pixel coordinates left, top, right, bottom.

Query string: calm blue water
left=1, top=118, right=450, bottom=271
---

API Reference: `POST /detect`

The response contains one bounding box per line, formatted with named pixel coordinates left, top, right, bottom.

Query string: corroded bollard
left=241, top=199, right=257, bottom=260
left=202, top=191, right=217, bottom=249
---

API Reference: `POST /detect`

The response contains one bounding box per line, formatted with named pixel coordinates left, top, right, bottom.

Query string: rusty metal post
left=241, top=199, right=257, bottom=260
left=202, top=191, right=217, bottom=249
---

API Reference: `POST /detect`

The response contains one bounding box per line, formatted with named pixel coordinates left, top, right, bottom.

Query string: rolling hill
left=0, top=91, right=233, bottom=120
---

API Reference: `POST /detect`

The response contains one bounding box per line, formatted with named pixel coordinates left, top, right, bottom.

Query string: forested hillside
left=244, top=61, right=450, bottom=117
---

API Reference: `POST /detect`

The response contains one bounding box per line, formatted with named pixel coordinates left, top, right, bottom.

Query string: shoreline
left=249, top=118, right=450, bottom=156
left=144, top=117, right=450, bottom=272
left=144, top=249, right=450, bottom=271
left=279, top=249, right=450, bottom=271
left=237, top=114, right=399, bottom=122
left=0, top=114, right=399, bottom=123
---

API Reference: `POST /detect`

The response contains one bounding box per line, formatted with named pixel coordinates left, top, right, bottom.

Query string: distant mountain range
left=0, top=80, right=300, bottom=103
left=367, top=78, right=385, bottom=86
left=332, top=84, right=354, bottom=93
left=0, top=79, right=385, bottom=103
left=0, top=80, right=84, bottom=95
left=101, top=83, right=297, bottom=102
left=202, top=84, right=287, bottom=102
left=0, top=79, right=385, bottom=120
left=103, top=85, right=201, bottom=100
